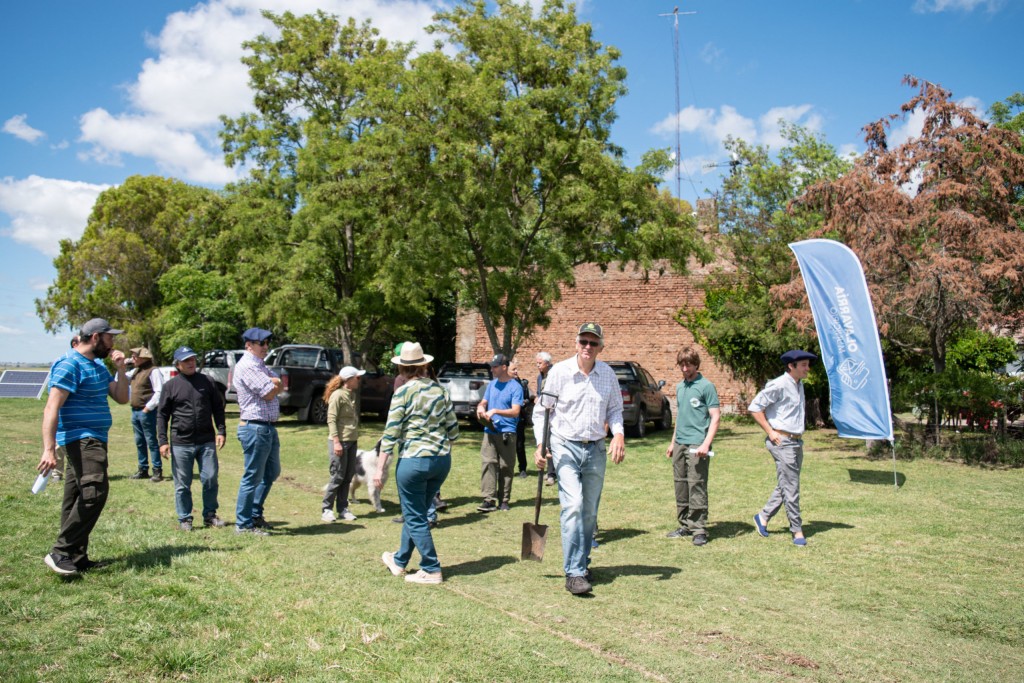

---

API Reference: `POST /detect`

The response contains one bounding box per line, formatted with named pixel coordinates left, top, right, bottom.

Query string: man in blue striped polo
left=37, top=318, right=130, bottom=575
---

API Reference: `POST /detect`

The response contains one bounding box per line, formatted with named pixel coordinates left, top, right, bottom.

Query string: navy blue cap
left=241, top=327, right=273, bottom=343
left=488, top=353, right=509, bottom=367
left=173, top=346, right=198, bottom=363
left=781, top=349, right=817, bottom=365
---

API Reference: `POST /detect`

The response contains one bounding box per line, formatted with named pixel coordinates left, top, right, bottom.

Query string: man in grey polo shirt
left=749, top=349, right=817, bottom=547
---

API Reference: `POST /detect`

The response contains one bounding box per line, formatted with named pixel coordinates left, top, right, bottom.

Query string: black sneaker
left=129, top=468, right=149, bottom=480
left=477, top=501, right=498, bottom=513
left=433, top=495, right=449, bottom=512
left=204, top=515, right=227, bottom=528
left=565, top=575, right=593, bottom=595
left=692, top=533, right=708, bottom=546
left=150, top=468, right=164, bottom=483
left=517, top=471, right=529, bottom=478
left=179, top=519, right=193, bottom=532
left=44, top=552, right=79, bottom=575
left=665, top=527, right=692, bottom=539
left=498, top=502, right=510, bottom=512
left=75, top=558, right=111, bottom=572
left=252, top=516, right=273, bottom=530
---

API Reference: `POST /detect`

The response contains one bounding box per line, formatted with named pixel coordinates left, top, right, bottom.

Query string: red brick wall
left=455, top=259, right=755, bottom=413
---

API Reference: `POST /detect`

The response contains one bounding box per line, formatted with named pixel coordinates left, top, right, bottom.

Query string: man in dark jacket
left=157, top=346, right=227, bottom=531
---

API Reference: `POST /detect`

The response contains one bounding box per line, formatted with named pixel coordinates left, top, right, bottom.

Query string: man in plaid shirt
left=233, top=327, right=283, bottom=535
left=533, top=322, right=625, bottom=596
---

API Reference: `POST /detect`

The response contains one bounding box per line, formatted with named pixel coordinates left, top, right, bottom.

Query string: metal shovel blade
left=521, top=521, right=548, bottom=562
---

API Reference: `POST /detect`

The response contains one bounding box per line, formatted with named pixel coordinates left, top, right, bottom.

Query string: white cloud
left=651, top=103, right=820, bottom=151
left=0, top=324, right=26, bottom=335
left=0, top=176, right=111, bottom=256
left=912, top=0, right=1004, bottom=12
left=699, top=42, right=722, bottom=66
left=3, top=114, right=45, bottom=143
left=79, top=108, right=239, bottom=184
left=77, top=0, right=442, bottom=184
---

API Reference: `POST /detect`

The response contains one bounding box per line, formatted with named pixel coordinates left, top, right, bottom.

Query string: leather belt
left=239, top=419, right=274, bottom=426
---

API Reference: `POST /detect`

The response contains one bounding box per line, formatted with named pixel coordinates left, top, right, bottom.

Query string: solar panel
left=0, top=370, right=49, bottom=399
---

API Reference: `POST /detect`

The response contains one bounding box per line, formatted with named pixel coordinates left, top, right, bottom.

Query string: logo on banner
left=838, top=359, right=869, bottom=390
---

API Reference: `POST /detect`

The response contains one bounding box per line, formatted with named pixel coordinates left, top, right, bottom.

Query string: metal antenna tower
left=659, top=6, right=695, bottom=200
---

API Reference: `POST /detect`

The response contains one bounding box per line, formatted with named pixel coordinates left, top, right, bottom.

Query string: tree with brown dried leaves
left=784, top=76, right=1024, bottom=375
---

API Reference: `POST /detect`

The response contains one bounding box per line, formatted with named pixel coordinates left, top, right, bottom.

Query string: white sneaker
left=381, top=552, right=405, bottom=576
left=321, top=509, right=336, bottom=523
left=340, top=508, right=357, bottom=521
left=405, top=568, right=443, bottom=584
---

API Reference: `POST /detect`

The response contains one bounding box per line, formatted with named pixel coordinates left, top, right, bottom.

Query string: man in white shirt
left=749, top=349, right=816, bottom=547
left=534, top=323, right=625, bottom=595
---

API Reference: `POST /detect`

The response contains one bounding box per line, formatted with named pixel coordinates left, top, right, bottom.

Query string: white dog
left=348, top=447, right=387, bottom=513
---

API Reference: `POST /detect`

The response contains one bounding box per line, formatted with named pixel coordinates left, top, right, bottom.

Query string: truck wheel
left=309, top=395, right=329, bottom=424
left=657, top=401, right=672, bottom=430
left=627, top=407, right=647, bottom=438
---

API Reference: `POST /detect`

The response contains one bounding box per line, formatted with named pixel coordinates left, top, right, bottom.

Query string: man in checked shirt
left=533, top=322, right=625, bottom=596
left=233, top=327, right=283, bottom=535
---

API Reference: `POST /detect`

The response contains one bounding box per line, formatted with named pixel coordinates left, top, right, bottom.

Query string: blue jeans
left=171, top=442, right=219, bottom=522
left=131, top=409, right=161, bottom=470
left=394, top=455, right=451, bottom=573
left=551, top=435, right=606, bottom=577
left=235, top=423, right=280, bottom=529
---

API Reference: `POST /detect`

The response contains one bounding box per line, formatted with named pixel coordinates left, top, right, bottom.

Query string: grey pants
left=760, top=437, right=804, bottom=533
left=480, top=432, right=517, bottom=504
left=672, top=442, right=709, bottom=533
left=323, top=440, right=357, bottom=512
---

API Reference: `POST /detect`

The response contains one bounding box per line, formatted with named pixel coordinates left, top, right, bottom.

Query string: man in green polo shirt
left=664, top=346, right=720, bottom=546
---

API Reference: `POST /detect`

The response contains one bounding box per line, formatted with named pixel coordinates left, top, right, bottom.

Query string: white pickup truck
left=436, top=362, right=492, bottom=424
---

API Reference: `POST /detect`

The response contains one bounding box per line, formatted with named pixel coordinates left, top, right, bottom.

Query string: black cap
left=80, top=318, right=124, bottom=336
left=781, top=349, right=817, bottom=365
left=488, top=353, right=509, bottom=367
left=578, top=322, right=603, bottom=339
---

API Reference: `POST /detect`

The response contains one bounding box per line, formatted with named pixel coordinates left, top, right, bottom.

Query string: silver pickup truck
left=437, top=362, right=491, bottom=423
left=200, top=349, right=245, bottom=402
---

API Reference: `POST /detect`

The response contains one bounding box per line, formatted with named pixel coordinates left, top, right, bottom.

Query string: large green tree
left=683, top=123, right=852, bottom=388
left=373, top=0, right=704, bottom=357
left=219, top=11, right=416, bottom=362
left=36, top=175, right=220, bottom=361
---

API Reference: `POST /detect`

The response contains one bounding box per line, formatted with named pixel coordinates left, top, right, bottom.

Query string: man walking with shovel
left=533, top=322, right=625, bottom=596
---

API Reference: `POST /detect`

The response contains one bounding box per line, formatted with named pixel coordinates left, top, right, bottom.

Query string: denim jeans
left=131, top=409, right=161, bottom=470
left=394, top=455, right=451, bottom=573
left=235, top=423, right=280, bottom=529
left=551, top=435, right=606, bottom=577
left=171, top=442, right=219, bottom=522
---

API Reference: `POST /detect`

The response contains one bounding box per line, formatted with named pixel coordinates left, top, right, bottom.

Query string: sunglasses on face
left=578, top=339, right=600, bottom=348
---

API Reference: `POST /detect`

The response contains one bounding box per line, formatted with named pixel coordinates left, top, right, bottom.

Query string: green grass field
left=2, top=396, right=1022, bottom=682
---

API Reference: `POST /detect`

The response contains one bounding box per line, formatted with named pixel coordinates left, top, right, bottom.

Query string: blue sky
left=0, top=0, right=1019, bottom=364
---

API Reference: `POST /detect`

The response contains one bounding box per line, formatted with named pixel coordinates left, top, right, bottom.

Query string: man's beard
left=93, top=337, right=111, bottom=359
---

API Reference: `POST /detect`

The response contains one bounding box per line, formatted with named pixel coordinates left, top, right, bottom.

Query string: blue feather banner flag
left=790, top=239, right=893, bottom=440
